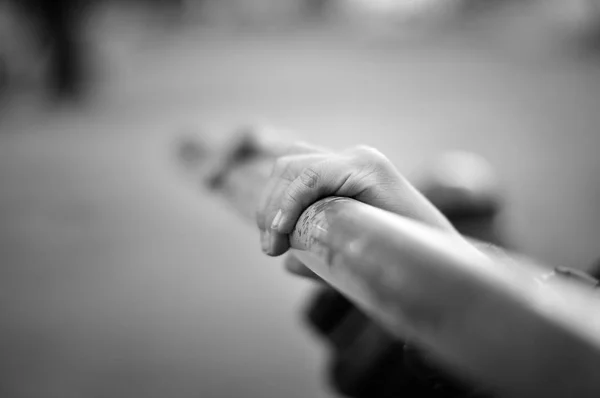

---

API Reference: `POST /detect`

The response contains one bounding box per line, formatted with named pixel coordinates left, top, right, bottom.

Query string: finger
left=257, top=154, right=313, bottom=230
left=258, top=178, right=293, bottom=256
left=271, top=158, right=354, bottom=235
left=256, top=172, right=283, bottom=231
left=262, top=228, right=291, bottom=257
left=257, top=153, right=328, bottom=230
left=258, top=228, right=290, bottom=257
left=257, top=154, right=326, bottom=256
left=256, top=143, right=330, bottom=228
left=261, top=154, right=330, bottom=256
left=284, top=254, right=325, bottom=282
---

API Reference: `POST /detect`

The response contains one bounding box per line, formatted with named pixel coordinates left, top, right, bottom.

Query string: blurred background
left=1, top=1, right=600, bottom=397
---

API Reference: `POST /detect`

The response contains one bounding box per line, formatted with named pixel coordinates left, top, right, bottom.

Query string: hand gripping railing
left=177, top=134, right=600, bottom=398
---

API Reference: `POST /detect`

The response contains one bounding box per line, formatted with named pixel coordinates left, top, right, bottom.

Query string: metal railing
left=178, top=135, right=600, bottom=397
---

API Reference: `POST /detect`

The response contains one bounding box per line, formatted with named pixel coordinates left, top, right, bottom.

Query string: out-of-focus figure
left=557, top=0, right=600, bottom=52
left=0, top=0, right=191, bottom=103
left=34, top=0, right=87, bottom=99
left=0, top=0, right=89, bottom=101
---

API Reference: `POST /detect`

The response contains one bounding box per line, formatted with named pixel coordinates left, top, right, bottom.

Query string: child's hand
left=256, top=143, right=457, bottom=257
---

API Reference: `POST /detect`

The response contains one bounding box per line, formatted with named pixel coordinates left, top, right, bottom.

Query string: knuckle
left=299, top=167, right=320, bottom=189
left=349, top=146, right=389, bottom=171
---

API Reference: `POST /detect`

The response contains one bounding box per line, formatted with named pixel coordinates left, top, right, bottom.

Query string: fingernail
left=261, top=230, right=269, bottom=253
left=271, top=210, right=284, bottom=231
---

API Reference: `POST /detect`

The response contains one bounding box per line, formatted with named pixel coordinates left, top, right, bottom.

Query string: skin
left=255, top=142, right=461, bottom=278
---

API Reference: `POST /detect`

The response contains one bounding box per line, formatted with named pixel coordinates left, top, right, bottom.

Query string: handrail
left=177, top=136, right=600, bottom=397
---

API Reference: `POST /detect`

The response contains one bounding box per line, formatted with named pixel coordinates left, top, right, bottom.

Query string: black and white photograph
left=1, top=1, right=600, bottom=397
